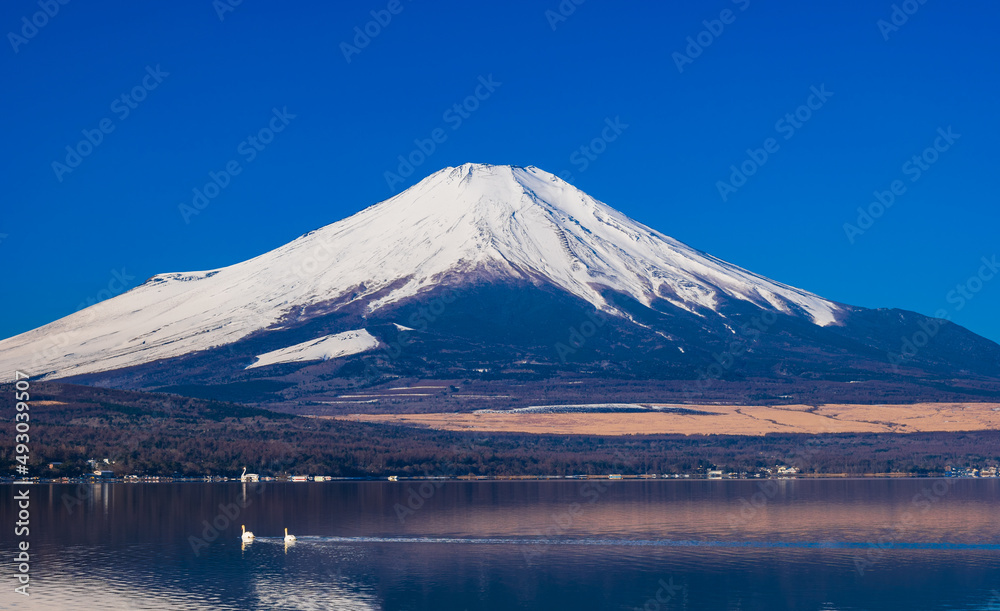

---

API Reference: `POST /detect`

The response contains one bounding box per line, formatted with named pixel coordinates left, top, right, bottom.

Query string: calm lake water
left=2, top=479, right=999, bottom=610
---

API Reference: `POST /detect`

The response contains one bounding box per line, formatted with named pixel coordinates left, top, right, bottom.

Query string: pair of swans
left=241, top=525, right=296, bottom=543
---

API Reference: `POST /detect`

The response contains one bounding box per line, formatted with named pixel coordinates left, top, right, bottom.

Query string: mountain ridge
left=1, top=163, right=997, bottom=395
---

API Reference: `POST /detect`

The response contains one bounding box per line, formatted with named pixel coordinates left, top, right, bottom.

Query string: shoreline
left=2, top=472, right=995, bottom=485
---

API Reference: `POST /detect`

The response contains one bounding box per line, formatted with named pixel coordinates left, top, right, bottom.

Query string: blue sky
left=1, top=0, right=998, bottom=343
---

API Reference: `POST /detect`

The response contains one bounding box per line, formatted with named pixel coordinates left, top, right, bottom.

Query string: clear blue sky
left=2, top=0, right=998, bottom=342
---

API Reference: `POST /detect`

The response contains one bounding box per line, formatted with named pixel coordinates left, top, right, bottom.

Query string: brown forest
left=6, top=383, right=1000, bottom=478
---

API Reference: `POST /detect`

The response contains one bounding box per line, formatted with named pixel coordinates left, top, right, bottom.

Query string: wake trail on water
left=250, top=536, right=1000, bottom=550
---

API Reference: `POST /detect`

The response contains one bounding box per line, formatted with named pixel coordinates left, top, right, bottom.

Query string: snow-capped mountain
left=0, top=163, right=996, bottom=390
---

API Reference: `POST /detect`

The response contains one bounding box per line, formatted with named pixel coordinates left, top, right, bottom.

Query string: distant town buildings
left=946, top=465, right=999, bottom=477
left=9, top=461, right=1000, bottom=483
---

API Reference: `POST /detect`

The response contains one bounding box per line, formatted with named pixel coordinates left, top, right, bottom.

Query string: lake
left=2, top=478, right=999, bottom=610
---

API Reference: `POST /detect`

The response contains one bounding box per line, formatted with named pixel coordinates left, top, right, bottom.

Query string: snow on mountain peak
left=349, top=162, right=841, bottom=324
left=0, top=163, right=842, bottom=381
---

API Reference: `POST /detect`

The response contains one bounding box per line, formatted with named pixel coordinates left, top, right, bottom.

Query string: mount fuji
left=2, top=164, right=997, bottom=404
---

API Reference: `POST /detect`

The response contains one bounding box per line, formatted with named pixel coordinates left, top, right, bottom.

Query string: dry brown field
left=331, top=402, right=1000, bottom=436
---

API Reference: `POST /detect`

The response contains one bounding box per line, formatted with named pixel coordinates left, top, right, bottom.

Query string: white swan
left=284, top=527, right=296, bottom=543
left=241, top=524, right=255, bottom=542
left=240, top=467, right=259, bottom=482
